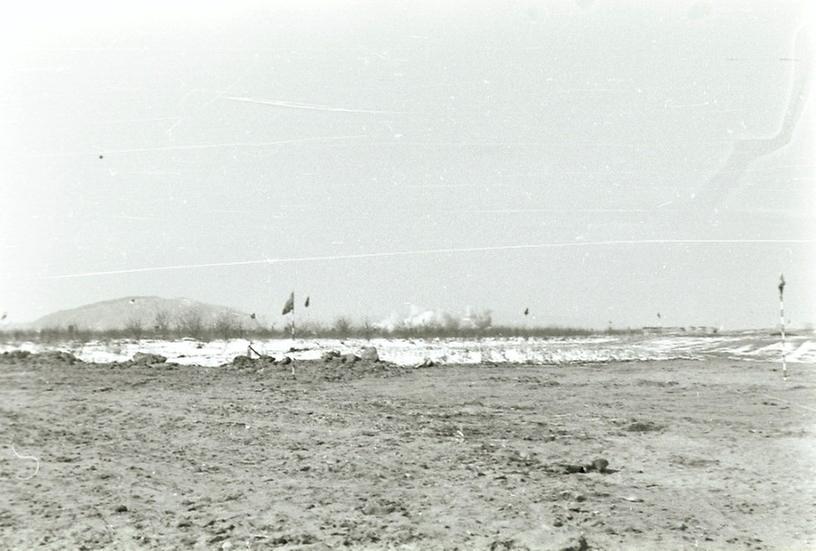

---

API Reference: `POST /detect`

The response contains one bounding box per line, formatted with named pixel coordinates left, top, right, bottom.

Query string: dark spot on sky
left=99, top=155, right=104, bottom=159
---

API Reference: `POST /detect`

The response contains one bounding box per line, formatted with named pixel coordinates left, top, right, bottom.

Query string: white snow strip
left=3, top=335, right=814, bottom=367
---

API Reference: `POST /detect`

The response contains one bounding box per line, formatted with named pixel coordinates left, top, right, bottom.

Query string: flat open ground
left=1, top=354, right=814, bottom=550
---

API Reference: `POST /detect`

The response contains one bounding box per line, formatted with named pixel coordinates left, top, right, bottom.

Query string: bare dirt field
left=1, top=353, right=814, bottom=550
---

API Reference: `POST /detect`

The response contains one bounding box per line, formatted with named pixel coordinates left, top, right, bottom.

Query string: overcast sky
left=1, top=0, right=813, bottom=329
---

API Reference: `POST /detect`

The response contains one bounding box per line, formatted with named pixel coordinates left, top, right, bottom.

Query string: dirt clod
left=626, top=420, right=663, bottom=432
left=132, top=352, right=167, bottom=365
left=560, top=535, right=589, bottom=551
left=557, top=458, right=610, bottom=475
left=322, top=350, right=341, bottom=362
left=359, top=346, right=380, bottom=362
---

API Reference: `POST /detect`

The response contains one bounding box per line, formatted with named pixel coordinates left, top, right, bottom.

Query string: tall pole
left=291, top=291, right=296, bottom=341
left=779, top=274, right=786, bottom=380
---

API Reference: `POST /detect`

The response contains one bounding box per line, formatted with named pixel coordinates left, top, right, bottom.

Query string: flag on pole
left=304, top=296, right=310, bottom=308
left=282, top=292, right=295, bottom=315
left=778, top=274, right=786, bottom=299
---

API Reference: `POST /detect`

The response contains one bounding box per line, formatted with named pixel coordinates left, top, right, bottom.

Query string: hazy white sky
left=1, top=0, right=813, bottom=329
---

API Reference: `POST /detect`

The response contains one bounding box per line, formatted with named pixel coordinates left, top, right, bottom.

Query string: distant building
left=642, top=326, right=719, bottom=335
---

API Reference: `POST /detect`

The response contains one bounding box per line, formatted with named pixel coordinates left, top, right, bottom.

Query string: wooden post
left=779, top=274, right=786, bottom=380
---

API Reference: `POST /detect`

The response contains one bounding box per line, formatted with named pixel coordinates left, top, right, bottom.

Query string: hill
left=26, top=296, right=256, bottom=332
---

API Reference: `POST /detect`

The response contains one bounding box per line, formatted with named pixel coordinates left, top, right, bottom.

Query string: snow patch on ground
left=2, top=334, right=814, bottom=366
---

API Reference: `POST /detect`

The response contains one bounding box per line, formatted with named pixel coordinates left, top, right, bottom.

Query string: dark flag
left=250, top=313, right=256, bottom=320
left=778, top=274, right=786, bottom=299
left=304, top=296, right=310, bottom=308
left=282, top=292, right=295, bottom=315
left=523, top=307, right=529, bottom=316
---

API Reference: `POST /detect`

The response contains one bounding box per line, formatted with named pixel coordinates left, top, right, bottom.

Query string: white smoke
left=375, top=305, right=492, bottom=333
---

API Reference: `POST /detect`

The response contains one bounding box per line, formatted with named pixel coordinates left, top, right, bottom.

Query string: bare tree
left=125, top=317, right=144, bottom=340
left=333, top=316, right=352, bottom=337
left=176, top=308, right=205, bottom=339
left=361, top=317, right=374, bottom=341
left=441, top=312, right=461, bottom=333
left=213, top=312, right=236, bottom=341
left=153, top=310, right=171, bottom=337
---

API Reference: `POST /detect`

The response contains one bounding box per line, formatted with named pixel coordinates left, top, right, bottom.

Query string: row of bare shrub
left=1, top=320, right=638, bottom=344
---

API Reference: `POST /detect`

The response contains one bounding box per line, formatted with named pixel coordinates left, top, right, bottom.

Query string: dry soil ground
left=1, top=353, right=814, bottom=550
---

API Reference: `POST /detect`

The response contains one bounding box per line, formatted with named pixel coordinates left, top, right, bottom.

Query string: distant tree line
left=0, top=308, right=641, bottom=344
